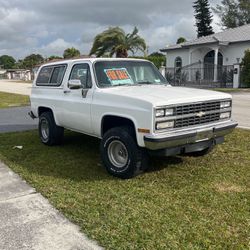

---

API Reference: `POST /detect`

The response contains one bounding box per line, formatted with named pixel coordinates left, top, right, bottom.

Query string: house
left=160, top=24, right=250, bottom=88
left=6, top=69, right=32, bottom=81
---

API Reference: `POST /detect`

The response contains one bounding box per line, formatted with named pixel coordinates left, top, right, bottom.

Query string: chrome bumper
left=144, top=120, right=238, bottom=150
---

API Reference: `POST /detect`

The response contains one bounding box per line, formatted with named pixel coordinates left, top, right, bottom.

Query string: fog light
left=156, top=121, right=175, bottom=130
left=220, top=112, right=231, bottom=120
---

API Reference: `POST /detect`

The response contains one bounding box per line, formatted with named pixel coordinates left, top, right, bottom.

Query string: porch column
left=214, top=47, right=219, bottom=82
left=188, top=50, right=192, bottom=81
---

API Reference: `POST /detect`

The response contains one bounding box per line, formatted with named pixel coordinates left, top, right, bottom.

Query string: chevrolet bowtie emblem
left=196, top=111, right=206, bottom=117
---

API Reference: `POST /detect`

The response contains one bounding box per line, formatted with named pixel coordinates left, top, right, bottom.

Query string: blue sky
left=0, top=0, right=221, bottom=59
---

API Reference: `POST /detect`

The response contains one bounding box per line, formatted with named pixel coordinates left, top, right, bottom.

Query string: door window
left=69, top=64, right=92, bottom=88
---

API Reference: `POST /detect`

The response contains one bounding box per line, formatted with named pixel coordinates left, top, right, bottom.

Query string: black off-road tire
left=100, top=126, right=149, bottom=179
left=39, top=111, right=64, bottom=146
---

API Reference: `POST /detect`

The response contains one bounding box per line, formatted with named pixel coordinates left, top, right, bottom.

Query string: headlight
left=220, top=112, right=231, bottom=120
left=165, top=108, right=174, bottom=116
left=156, top=109, right=165, bottom=117
left=156, top=121, right=175, bottom=130
left=155, top=108, right=174, bottom=117
left=220, top=101, right=231, bottom=109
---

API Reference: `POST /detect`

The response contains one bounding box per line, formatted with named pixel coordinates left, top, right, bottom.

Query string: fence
left=165, top=62, right=234, bottom=88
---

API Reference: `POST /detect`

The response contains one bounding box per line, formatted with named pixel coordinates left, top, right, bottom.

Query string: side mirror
left=68, top=79, right=82, bottom=89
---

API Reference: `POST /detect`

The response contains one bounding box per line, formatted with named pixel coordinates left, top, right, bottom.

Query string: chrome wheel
left=107, top=140, right=128, bottom=168
left=40, top=118, right=49, bottom=140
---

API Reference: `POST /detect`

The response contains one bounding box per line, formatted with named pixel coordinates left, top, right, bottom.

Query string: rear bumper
left=144, top=120, right=238, bottom=150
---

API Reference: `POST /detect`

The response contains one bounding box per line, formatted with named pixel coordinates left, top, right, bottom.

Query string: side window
left=69, top=64, right=92, bottom=88
left=36, top=67, right=53, bottom=85
left=50, top=66, right=66, bottom=86
left=36, top=65, right=66, bottom=86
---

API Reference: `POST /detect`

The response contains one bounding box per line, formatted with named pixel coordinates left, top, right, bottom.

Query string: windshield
left=94, top=60, right=168, bottom=88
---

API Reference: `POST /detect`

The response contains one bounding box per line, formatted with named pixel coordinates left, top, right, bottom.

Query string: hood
left=101, top=85, right=231, bottom=107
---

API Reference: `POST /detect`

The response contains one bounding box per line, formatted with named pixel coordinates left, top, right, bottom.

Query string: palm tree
left=89, top=27, right=147, bottom=58
left=63, top=47, right=81, bottom=59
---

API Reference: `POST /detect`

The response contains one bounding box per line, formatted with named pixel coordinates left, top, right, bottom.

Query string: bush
left=241, top=50, right=250, bottom=87
left=147, top=56, right=166, bottom=68
left=130, top=55, right=166, bottom=69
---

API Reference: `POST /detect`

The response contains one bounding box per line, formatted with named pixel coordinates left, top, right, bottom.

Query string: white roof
left=42, top=57, right=149, bottom=67
left=161, top=24, right=250, bottom=51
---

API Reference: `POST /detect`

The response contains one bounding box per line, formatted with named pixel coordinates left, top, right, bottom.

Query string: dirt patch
left=214, top=182, right=245, bottom=193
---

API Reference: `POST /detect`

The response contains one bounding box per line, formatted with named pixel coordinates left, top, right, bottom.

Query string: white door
left=61, top=63, right=94, bottom=134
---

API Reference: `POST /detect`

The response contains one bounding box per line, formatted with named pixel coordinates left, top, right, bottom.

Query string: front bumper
left=144, top=120, right=238, bottom=150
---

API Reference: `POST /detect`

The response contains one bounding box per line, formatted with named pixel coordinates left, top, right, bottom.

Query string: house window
left=175, top=57, right=182, bottom=69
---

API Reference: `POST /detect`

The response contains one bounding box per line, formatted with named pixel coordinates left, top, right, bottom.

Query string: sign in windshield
left=104, top=68, right=133, bottom=85
left=95, top=60, right=167, bottom=87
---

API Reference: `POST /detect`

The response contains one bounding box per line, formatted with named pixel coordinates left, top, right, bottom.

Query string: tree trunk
left=116, top=49, right=128, bottom=58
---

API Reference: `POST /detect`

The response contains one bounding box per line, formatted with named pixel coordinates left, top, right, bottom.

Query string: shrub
left=131, top=55, right=166, bottom=69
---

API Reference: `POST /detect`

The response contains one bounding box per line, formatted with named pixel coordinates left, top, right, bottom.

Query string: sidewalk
left=0, top=161, right=102, bottom=250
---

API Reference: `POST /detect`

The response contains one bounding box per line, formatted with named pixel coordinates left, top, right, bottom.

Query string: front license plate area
left=195, top=130, right=213, bottom=142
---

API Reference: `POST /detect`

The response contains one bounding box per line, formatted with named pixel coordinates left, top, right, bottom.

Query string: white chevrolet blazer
left=30, top=58, right=237, bottom=178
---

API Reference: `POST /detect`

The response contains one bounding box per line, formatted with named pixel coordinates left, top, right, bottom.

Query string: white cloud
left=0, top=0, right=223, bottom=59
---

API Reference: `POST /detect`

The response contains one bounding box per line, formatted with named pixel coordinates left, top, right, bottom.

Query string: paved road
left=231, top=92, right=250, bottom=129
left=0, top=80, right=31, bottom=95
left=0, top=106, right=37, bottom=133
left=0, top=80, right=249, bottom=131
left=0, top=161, right=102, bottom=250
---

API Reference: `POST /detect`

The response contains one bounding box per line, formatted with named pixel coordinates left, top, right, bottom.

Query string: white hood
left=101, top=85, right=231, bottom=107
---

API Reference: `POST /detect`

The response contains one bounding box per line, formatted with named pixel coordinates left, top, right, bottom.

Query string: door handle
left=64, top=90, right=71, bottom=94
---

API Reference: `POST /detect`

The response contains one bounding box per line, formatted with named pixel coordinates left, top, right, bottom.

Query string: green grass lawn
left=0, top=91, right=30, bottom=108
left=0, top=129, right=249, bottom=249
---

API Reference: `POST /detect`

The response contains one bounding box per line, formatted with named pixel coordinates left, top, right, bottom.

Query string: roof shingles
left=161, top=24, right=250, bottom=51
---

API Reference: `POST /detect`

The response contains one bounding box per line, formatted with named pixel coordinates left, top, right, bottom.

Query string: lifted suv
left=30, top=58, right=237, bottom=178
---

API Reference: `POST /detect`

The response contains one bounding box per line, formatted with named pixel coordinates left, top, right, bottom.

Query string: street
left=0, top=106, right=37, bottom=133
left=231, top=92, right=250, bottom=129
left=0, top=80, right=249, bottom=131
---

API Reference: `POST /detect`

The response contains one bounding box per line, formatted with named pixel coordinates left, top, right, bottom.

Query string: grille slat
left=176, top=101, right=220, bottom=116
left=175, top=113, right=220, bottom=128
left=174, top=101, right=221, bottom=128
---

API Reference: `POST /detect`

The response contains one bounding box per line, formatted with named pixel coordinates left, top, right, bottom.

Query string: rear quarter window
left=36, top=64, right=67, bottom=86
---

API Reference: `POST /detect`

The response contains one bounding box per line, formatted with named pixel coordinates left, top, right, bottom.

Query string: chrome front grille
left=155, top=99, right=232, bottom=132
left=175, top=101, right=221, bottom=116
left=175, top=112, right=221, bottom=128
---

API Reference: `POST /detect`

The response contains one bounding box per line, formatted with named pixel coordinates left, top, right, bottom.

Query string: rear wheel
left=39, top=111, right=64, bottom=146
left=100, top=126, right=148, bottom=179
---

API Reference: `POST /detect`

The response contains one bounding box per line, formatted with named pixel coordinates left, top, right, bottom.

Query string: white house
left=6, top=69, right=32, bottom=81
left=160, top=24, right=250, bottom=88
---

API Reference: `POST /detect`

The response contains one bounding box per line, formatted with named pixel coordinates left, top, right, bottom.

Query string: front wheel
left=100, top=126, right=148, bottom=179
left=39, top=111, right=64, bottom=146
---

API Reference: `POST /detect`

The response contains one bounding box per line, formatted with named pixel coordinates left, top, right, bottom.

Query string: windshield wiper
left=136, top=81, right=153, bottom=85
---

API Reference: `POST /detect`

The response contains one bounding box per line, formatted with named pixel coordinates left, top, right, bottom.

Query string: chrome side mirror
left=68, top=79, right=82, bottom=89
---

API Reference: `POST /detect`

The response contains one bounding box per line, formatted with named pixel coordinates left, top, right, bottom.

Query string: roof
left=161, top=24, right=250, bottom=52
left=41, top=58, right=149, bottom=67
